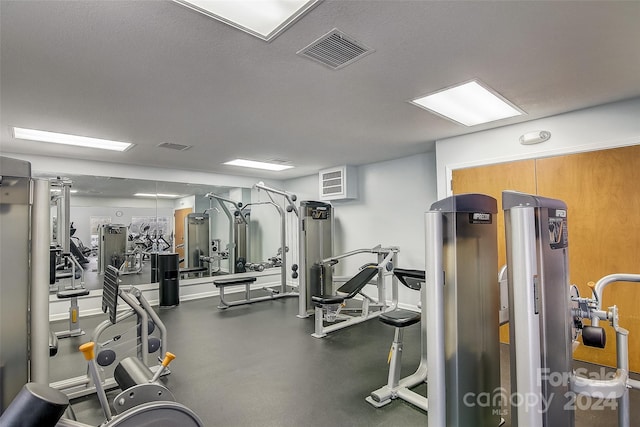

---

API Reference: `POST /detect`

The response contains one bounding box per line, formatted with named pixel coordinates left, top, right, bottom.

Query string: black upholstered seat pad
left=214, top=277, right=257, bottom=287
left=379, top=309, right=421, bottom=327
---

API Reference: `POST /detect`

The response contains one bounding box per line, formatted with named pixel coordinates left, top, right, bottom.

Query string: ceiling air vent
left=157, top=142, right=192, bottom=151
left=297, top=29, right=374, bottom=70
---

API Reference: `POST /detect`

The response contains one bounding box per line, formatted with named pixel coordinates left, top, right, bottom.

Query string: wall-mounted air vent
left=319, top=165, right=357, bottom=201
left=157, top=142, right=192, bottom=151
left=297, top=29, right=374, bottom=70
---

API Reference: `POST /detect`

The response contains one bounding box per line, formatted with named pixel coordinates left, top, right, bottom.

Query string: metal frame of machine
left=310, top=245, right=399, bottom=338
left=503, top=190, right=640, bottom=427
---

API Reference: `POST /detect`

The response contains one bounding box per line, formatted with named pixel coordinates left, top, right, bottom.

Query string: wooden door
left=536, top=145, right=640, bottom=371
left=174, top=207, right=192, bottom=262
left=452, top=159, right=537, bottom=342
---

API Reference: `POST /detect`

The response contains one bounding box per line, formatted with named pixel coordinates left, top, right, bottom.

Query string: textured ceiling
left=2, top=0, right=640, bottom=180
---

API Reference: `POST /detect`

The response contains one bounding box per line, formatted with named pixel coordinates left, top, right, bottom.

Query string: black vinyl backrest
left=392, top=268, right=425, bottom=290
left=336, top=266, right=379, bottom=298
left=102, top=266, right=120, bottom=324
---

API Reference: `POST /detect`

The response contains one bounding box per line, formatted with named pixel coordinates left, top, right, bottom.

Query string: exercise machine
left=366, top=194, right=502, bottom=427
left=1, top=343, right=203, bottom=427
left=503, top=190, right=640, bottom=427
left=49, top=178, right=91, bottom=339
left=51, top=266, right=168, bottom=400
left=211, top=183, right=298, bottom=309
left=205, top=192, right=250, bottom=274
left=425, top=193, right=502, bottom=426
left=182, top=213, right=212, bottom=277
left=366, top=268, right=425, bottom=409
left=309, top=245, right=399, bottom=338
left=0, top=157, right=50, bottom=412
left=297, top=200, right=332, bottom=318
left=98, top=224, right=128, bottom=274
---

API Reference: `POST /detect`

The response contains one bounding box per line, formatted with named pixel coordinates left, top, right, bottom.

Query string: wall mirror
left=35, top=171, right=284, bottom=292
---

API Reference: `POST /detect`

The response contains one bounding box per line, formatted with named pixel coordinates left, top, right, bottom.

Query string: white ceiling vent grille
left=319, top=165, right=357, bottom=200
left=157, top=142, right=192, bottom=151
left=297, top=29, right=374, bottom=70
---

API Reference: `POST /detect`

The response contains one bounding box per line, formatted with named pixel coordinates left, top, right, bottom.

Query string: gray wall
left=285, top=152, right=438, bottom=305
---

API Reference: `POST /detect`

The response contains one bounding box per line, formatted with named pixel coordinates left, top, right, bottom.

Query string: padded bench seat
left=379, top=309, right=421, bottom=328
left=311, top=294, right=345, bottom=305
left=214, top=276, right=259, bottom=309
left=56, top=288, right=90, bottom=299
left=214, top=276, right=257, bottom=287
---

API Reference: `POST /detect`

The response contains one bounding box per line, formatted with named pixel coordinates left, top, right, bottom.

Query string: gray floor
left=50, top=296, right=640, bottom=426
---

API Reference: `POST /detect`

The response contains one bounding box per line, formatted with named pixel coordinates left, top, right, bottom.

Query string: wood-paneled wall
left=452, top=159, right=536, bottom=343
left=452, top=144, right=640, bottom=372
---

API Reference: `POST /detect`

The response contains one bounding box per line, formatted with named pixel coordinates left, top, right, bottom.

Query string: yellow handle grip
left=162, top=352, right=176, bottom=367
left=587, top=281, right=596, bottom=290
left=79, top=342, right=95, bottom=361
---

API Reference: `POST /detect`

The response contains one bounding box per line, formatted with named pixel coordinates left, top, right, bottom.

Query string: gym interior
left=1, top=2, right=640, bottom=427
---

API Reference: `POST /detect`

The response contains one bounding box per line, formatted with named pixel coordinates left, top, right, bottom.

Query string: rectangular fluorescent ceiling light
left=13, top=127, right=132, bottom=152
left=410, top=80, right=523, bottom=126
left=173, top=0, right=320, bottom=41
left=224, top=159, right=293, bottom=171
left=134, top=193, right=184, bottom=198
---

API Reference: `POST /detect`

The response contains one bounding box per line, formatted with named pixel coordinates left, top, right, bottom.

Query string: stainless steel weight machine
left=503, top=190, right=640, bottom=427
left=424, top=194, right=502, bottom=426
left=297, top=200, right=334, bottom=317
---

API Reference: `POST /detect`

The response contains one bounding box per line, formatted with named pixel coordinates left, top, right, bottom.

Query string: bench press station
left=309, top=245, right=399, bottom=338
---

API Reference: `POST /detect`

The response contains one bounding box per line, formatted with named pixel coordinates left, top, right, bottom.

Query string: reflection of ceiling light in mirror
left=224, top=159, right=293, bottom=171
left=13, top=127, right=133, bottom=151
left=172, top=0, right=319, bottom=41
left=134, top=193, right=184, bottom=199
left=410, top=80, right=523, bottom=126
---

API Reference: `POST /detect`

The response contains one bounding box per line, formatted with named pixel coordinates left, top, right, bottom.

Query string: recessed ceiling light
left=173, top=0, right=320, bottom=41
left=224, top=159, right=294, bottom=171
left=410, top=80, right=524, bottom=126
left=13, top=127, right=133, bottom=152
left=134, top=193, right=184, bottom=198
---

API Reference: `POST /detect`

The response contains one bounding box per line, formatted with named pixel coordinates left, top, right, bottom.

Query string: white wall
left=68, top=196, right=174, bottom=246
left=285, top=152, right=438, bottom=307
left=435, top=97, right=640, bottom=198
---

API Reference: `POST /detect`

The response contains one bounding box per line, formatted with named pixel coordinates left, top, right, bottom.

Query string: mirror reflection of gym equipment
left=205, top=182, right=299, bottom=309
left=0, top=157, right=204, bottom=426
left=49, top=178, right=90, bottom=339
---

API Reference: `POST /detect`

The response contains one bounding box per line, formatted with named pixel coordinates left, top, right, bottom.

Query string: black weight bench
left=311, top=265, right=379, bottom=306
left=214, top=276, right=257, bottom=309
left=179, top=266, right=208, bottom=278
left=310, top=265, right=382, bottom=338
left=55, top=287, right=90, bottom=339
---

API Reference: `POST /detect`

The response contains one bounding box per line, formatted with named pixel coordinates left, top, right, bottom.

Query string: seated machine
left=1, top=343, right=203, bottom=427
left=503, top=191, right=640, bottom=427
left=367, top=194, right=502, bottom=427
left=49, top=178, right=90, bottom=340
left=366, top=268, right=425, bottom=409
left=51, top=266, right=167, bottom=400
left=309, top=245, right=399, bottom=338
